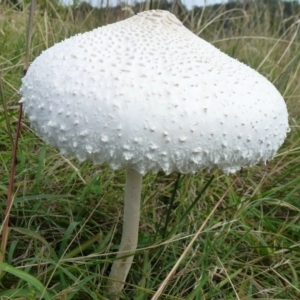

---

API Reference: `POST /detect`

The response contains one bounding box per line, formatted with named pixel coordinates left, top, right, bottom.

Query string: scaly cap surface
left=20, top=10, right=290, bottom=175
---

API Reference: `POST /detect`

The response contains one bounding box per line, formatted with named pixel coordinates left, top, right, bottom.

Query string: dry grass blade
left=0, top=0, right=35, bottom=268
left=151, top=178, right=238, bottom=300
left=24, top=0, right=35, bottom=74
left=0, top=105, right=22, bottom=266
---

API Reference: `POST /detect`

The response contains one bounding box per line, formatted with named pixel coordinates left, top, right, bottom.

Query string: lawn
left=1, top=0, right=300, bottom=299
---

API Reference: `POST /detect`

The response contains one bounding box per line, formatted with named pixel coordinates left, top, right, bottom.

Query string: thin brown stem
left=0, top=0, right=35, bottom=265
left=0, top=104, right=23, bottom=264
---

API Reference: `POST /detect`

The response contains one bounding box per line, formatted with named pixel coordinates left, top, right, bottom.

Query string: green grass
left=1, top=0, right=300, bottom=299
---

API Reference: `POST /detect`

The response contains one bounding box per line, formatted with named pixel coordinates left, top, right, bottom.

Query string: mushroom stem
left=108, top=168, right=143, bottom=299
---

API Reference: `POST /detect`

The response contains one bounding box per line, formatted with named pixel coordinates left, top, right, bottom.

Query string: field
left=1, top=0, right=300, bottom=299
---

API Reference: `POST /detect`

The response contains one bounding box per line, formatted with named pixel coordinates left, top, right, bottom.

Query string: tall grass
left=1, top=1, right=300, bottom=299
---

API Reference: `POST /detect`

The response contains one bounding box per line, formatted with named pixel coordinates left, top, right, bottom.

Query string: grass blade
left=0, top=262, right=51, bottom=300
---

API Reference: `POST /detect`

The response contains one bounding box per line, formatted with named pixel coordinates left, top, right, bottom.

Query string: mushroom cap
left=20, top=10, right=289, bottom=175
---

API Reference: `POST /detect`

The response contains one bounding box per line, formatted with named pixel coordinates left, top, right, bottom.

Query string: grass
left=1, top=0, right=300, bottom=299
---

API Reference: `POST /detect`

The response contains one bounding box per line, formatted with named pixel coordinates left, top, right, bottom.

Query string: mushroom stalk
left=108, top=168, right=143, bottom=299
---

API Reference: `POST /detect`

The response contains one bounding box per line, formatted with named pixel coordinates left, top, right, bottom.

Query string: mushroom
left=20, top=10, right=289, bottom=299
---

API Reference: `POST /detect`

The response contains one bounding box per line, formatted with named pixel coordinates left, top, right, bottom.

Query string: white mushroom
left=20, top=10, right=289, bottom=299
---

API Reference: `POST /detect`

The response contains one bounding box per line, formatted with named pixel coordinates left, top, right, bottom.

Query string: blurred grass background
left=1, top=0, right=300, bottom=299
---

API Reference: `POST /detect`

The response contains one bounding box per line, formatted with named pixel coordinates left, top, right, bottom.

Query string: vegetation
left=1, top=0, right=300, bottom=299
